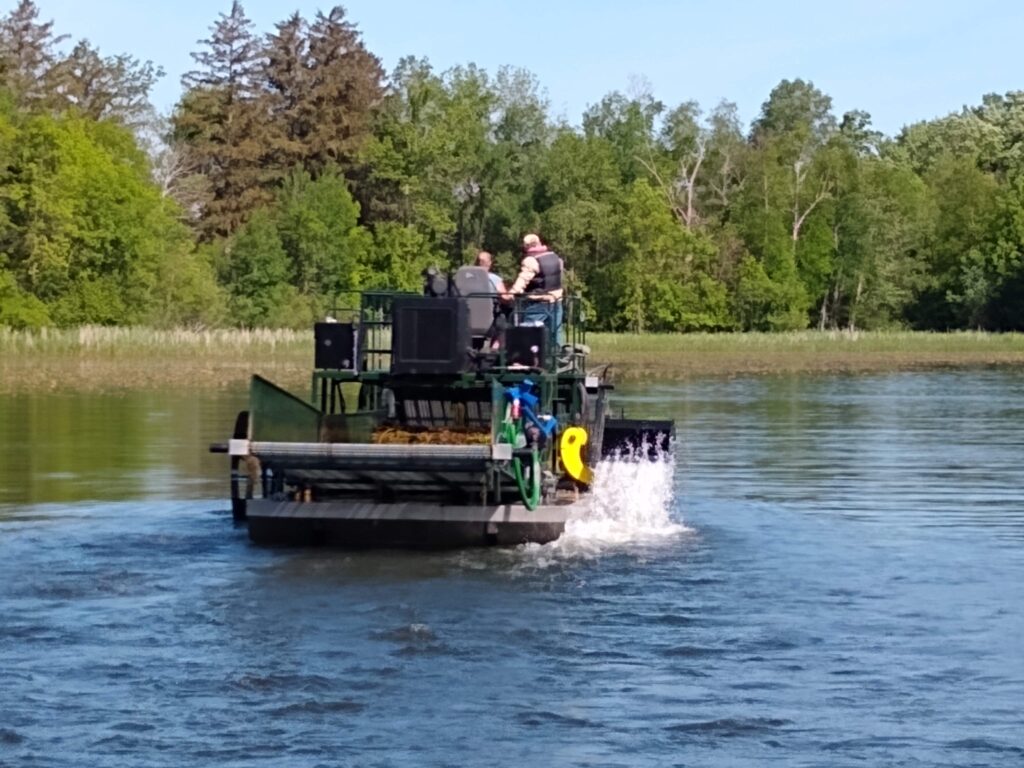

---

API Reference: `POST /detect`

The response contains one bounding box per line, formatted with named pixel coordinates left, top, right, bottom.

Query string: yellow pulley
left=560, top=427, right=593, bottom=485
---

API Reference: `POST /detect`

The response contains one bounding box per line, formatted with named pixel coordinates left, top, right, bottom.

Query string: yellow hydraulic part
left=560, top=427, right=593, bottom=485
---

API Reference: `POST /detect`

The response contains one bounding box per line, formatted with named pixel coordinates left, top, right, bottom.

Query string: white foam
left=530, top=445, right=686, bottom=560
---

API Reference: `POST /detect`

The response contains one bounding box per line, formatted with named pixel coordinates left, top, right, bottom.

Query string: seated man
left=472, top=251, right=508, bottom=350
left=503, top=233, right=564, bottom=346
left=475, top=250, right=506, bottom=293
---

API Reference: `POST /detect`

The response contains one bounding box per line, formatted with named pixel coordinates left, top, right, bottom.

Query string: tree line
left=3, top=0, right=1024, bottom=331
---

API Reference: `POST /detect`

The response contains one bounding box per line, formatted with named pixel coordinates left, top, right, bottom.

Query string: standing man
left=475, top=250, right=506, bottom=294
left=504, top=233, right=564, bottom=344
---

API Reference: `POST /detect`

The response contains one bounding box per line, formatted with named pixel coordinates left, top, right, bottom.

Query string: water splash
left=536, top=444, right=685, bottom=558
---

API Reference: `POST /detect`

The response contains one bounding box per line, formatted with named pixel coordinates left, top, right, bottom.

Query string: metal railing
left=358, top=292, right=399, bottom=373
left=351, top=291, right=585, bottom=375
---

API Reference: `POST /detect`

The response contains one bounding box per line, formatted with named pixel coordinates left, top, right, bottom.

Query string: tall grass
left=586, top=330, right=1024, bottom=376
left=2, top=326, right=1023, bottom=392
left=0, top=326, right=312, bottom=392
left=0, top=325, right=311, bottom=357
left=587, top=329, right=1024, bottom=355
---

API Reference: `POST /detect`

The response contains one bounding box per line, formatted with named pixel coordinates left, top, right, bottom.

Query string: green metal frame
left=284, top=290, right=596, bottom=505
left=310, top=290, right=588, bottom=414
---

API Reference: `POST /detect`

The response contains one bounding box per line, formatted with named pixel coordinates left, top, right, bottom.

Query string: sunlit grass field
left=587, top=330, right=1024, bottom=376
left=2, top=326, right=1024, bottom=392
left=0, top=326, right=309, bottom=355
left=0, top=326, right=311, bottom=392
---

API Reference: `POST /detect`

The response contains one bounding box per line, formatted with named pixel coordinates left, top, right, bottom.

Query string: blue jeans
left=520, top=301, right=563, bottom=347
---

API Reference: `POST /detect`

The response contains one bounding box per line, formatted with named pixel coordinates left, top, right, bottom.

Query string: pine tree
left=262, top=12, right=310, bottom=173
left=303, top=6, right=383, bottom=175
left=49, top=40, right=162, bottom=126
left=0, top=0, right=67, bottom=108
left=182, top=0, right=261, bottom=107
left=175, top=1, right=269, bottom=239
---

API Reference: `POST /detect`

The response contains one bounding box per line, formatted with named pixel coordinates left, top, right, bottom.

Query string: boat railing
left=354, top=291, right=586, bottom=375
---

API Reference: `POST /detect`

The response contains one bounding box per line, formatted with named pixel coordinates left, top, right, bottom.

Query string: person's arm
left=508, top=256, right=539, bottom=295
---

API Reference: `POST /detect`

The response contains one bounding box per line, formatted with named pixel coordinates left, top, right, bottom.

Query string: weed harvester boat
left=210, top=272, right=673, bottom=547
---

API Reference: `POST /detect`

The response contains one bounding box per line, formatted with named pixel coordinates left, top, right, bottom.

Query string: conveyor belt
left=245, top=441, right=508, bottom=472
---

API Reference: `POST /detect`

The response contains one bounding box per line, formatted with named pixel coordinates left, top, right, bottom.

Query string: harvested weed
left=372, top=426, right=491, bottom=445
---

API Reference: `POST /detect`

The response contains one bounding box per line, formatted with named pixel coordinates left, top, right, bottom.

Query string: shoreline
left=2, top=328, right=1024, bottom=393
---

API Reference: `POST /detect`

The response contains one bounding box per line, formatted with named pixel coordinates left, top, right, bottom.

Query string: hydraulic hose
left=501, top=418, right=541, bottom=511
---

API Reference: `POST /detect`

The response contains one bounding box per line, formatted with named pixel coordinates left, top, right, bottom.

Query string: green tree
left=988, top=175, right=1024, bottom=329
left=276, top=166, right=373, bottom=309
left=609, top=180, right=730, bottom=332
left=833, top=159, right=933, bottom=329
left=728, top=79, right=842, bottom=330
left=582, top=89, right=663, bottom=184
left=536, top=129, right=622, bottom=309
left=733, top=255, right=775, bottom=331
left=0, top=266, right=49, bottom=327
left=367, top=221, right=442, bottom=291
left=920, top=154, right=1001, bottom=328
left=894, top=111, right=1001, bottom=177
left=363, top=59, right=494, bottom=261
left=751, top=78, right=836, bottom=151
left=223, top=209, right=297, bottom=326
left=0, top=112, right=198, bottom=325
left=477, top=66, right=551, bottom=256
left=731, top=138, right=810, bottom=330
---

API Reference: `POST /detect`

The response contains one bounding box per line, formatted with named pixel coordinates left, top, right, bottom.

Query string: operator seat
left=453, top=266, right=496, bottom=340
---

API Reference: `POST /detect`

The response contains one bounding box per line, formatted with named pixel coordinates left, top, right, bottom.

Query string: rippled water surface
left=2, top=370, right=1023, bottom=767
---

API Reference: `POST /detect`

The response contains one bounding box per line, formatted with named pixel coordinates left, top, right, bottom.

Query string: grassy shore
left=0, top=327, right=312, bottom=393
left=2, top=326, right=1024, bottom=393
left=589, top=330, right=1024, bottom=377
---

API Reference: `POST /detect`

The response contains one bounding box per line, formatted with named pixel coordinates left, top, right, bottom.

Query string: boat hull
left=245, top=499, right=571, bottom=548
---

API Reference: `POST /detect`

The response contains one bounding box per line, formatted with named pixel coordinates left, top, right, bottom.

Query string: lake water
left=1, top=370, right=1023, bottom=767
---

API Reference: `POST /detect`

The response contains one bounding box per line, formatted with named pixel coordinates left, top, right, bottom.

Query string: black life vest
left=526, top=251, right=562, bottom=293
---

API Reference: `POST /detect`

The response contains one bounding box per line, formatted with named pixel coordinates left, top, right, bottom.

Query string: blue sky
left=37, top=0, right=1024, bottom=136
